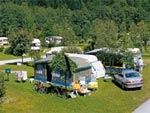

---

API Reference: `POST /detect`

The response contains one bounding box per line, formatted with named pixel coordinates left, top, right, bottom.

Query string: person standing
left=138, top=57, right=144, bottom=72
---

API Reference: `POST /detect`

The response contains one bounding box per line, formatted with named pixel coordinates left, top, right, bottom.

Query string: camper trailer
left=45, top=36, right=63, bottom=44
left=31, top=38, right=41, bottom=51
left=0, top=37, right=9, bottom=46
left=46, top=51, right=105, bottom=79
left=66, top=53, right=106, bottom=79
left=34, top=55, right=93, bottom=96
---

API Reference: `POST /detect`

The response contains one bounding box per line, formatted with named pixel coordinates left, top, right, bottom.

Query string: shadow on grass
left=111, top=79, right=142, bottom=91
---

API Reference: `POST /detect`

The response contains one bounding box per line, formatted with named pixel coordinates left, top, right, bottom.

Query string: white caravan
left=31, top=38, right=41, bottom=51
left=0, top=37, right=9, bottom=46
left=66, top=53, right=106, bottom=79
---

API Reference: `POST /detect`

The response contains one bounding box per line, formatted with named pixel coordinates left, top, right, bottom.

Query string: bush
left=0, top=47, right=4, bottom=52
left=96, top=51, right=123, bottom=66
left=0, top=73, right=5, bottom=99
left=4, top=47, right=13, bottom=55
left=62, top=46, right=82, bottom=54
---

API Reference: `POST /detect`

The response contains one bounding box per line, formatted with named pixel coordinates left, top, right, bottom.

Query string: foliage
left=91, top=19, right=119, bottom=48
left=96, top=50, right=122, bottom=66
left=1, top=1, right=150, bottom=52
left=48, top=52, right=77, bottom=74
left=4, top=47, right=13, bottom=55
left=0, top=47, right=4, bottom=52
left=8, top=29, right=31, bottom=56
left=61, top=46, right=82, bottom=54
left=121, top=51, right=134, bottom=69
left=96, top=48, right=135, bottom=68
left=130, top=21, right=150, bottom=50
left=0, top=73, right=5, bottom=99
left=28, top=50, right=41, bottom=61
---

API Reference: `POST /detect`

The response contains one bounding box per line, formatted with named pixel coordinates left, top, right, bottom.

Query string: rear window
left=125, top=72, right=139, bottom=78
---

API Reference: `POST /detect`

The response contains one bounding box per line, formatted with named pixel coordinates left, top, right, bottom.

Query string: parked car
left=114, top=69, right=144, bottom=90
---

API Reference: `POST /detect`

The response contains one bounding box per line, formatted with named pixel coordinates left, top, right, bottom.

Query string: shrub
left=62, top=46, right=82, bottom=54
left=0, top=46, right=4, bottom=52
left=4, top=47, right=13, bottom=55
left=0, top=73, right=5, bottom=99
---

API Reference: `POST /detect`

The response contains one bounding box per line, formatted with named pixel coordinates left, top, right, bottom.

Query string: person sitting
left=73, top=81, right=81, bottom=95
left=73, top=81, right=91, bottom=96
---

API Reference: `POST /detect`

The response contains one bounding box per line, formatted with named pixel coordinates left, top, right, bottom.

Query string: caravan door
left=91, top=61, right=105, bottom=78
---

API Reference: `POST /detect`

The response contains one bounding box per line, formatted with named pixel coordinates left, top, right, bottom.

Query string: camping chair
left=73, top=82, right=91, bottom=96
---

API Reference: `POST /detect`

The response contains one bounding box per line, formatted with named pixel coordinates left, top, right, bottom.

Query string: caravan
left=66, top=53, right=106, bottom=79
left=31, top=38, right=41, bottom=51
left=0, top=37, right=9, bottom=46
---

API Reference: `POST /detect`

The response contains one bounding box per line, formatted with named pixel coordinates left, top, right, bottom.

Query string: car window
left=125, top=72, right=139, bottom=78
left=118, top=74, right=123, bottom=77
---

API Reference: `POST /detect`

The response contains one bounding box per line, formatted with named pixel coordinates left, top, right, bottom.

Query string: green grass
left=0, top=64, right=34, bottom=78
left=0, top=63, right=150, bottom=113
left=0, top=52, right=20, bottom=60
left=0, top=47, right=49, bottom=61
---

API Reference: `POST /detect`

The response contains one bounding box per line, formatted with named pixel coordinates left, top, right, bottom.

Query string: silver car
left=114, top=69, right=144, bottom=90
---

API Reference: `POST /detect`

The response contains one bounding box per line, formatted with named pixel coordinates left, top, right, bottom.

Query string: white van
left=66, top=53, right=106, bottom=79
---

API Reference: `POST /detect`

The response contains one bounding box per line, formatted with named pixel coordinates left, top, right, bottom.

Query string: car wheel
left=121, top=83, right=125, bottom=90
left=113, top=78, right=117, bottom=84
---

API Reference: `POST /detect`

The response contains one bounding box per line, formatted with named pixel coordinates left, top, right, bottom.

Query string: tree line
left=0, top=0, right=150, bottom=55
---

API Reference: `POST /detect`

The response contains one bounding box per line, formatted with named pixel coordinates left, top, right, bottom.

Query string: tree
left=92, top=19, right=119, bottom=48
left=121, top=51, right=134, bottom=69
left=49, top=53, right=77, bottom=74
left=52, top=18, right=77, bottom=46
left=130, top=21, right=150, bottom=50
left=8, top=29, right=31, bottom=56
left=118, top=22, right=134, bottom=51
left=71, top=9, right=91, bottom=41
left=28, top=50, right=41, bottom=61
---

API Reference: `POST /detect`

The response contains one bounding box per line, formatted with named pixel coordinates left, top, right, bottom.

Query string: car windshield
left=125, top=72, right=139, bottom=78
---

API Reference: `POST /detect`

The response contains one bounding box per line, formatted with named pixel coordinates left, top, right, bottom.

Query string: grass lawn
left=0, top=61, right=150, bottom=113
left=0, top=52, right=20, bottom=60
left=0, top=47, right=49, bottom=61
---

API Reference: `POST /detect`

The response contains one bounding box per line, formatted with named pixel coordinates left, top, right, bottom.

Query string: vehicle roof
left=32, top=38, right=41, bottom=43
left=35, top=54, right=91, bottom=69
left=122, top=69, right=137, bottom=73
left=0, top=37, right=8, bottom=39
left=66, top=53, right=98, bottom=63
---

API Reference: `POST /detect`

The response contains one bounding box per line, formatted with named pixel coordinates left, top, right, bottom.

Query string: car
left=114, top=69, right=144, bottom=90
